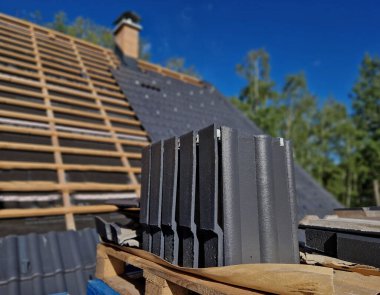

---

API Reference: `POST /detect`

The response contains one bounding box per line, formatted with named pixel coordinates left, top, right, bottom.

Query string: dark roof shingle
left=0, top=228, right=98, bottom=295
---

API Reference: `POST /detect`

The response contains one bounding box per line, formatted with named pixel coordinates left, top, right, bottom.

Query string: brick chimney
left=113, top=11, right=142, bottom=59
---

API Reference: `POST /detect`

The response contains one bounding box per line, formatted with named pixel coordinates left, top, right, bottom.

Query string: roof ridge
left=137, top=59, right=204, bottom=87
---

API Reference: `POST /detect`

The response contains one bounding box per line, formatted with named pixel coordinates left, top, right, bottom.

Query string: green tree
left=313, top=100, right=360, bottom=207
left=351, top=53, right=380, bottom=205
left=46, top=12, right=114, bottom=48
left=232, top=49, right=280, bottom=137
left=233, top=49, right=364, bottom=206
left=279, top=73, right=318, bottom=171
left=236, top=49, right=276, bottom=112
left=165, top=57, right=201, bottom=78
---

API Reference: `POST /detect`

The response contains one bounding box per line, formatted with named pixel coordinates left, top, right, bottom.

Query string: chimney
left=113, top=11, right=142, bottom=59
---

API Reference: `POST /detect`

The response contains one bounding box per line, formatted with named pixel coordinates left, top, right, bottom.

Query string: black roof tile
left=0, top=228, right=98, bottom=295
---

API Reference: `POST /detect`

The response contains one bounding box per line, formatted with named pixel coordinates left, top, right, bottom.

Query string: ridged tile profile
left=140, top=124, right=299, bottom=267
left=0, top=228, right=98, bottom=295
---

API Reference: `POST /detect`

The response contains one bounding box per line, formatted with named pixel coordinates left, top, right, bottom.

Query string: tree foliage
left=234, top=49, right=380, bottom=207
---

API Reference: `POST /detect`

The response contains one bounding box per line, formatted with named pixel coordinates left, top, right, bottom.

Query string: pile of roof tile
left=139, top=124, right=299, bottom=267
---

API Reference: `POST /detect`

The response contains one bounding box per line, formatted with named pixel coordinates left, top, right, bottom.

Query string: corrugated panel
left=113, top=57, right=342, bottom=219
left=0, top=228, right=99, bottom=295
left=140, top=125, right=299, bottom=267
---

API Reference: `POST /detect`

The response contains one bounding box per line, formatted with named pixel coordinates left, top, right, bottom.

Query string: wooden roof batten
left=0, top=13, right=148, bottom=227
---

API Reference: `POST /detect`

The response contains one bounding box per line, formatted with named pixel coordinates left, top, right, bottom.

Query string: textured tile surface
left=0, top=228, right=99, bottom=295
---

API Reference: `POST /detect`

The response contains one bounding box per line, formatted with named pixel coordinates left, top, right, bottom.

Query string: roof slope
left=0, top=228, right=98, bottom=295
left=0, top=14, right=150, bottom=218
left=113, top=57, right=342, bottom=219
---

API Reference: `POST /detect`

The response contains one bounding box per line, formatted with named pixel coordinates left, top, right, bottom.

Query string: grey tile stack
left=140, top=124, right=299, bottom=267
left=0, top=228, right=99, bottom=295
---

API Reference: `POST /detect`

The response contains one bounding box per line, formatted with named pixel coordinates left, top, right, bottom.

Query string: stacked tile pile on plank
left=140, top=124, right=299, bottom=267
left=300, top=211, right=380, bottom=268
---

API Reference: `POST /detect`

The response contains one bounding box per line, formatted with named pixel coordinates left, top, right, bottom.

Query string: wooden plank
left=71, top=39, right=141, bottom=199
left=0, top=96, right=139, bottom=126
left=0, top=161, right=142, bottom=173
left=104, top=105, right=135, bottom=116
left=0, top=64, right=40, bottom=79
left=39, top=46, right=79, bottom=63
left=0, top=205, right=127, bottom=219
left=45, top=76, right=92, bottom=92
left=83, top=59, right=110, bottom=72
left=0, top=23, right=31, bottom=37
left=0, top=41, right=35, bottom=56
left=0, top=141, right=142, bottom=158
left=144, top=271, right=189, bottom=295
left=0, top=28, right=32, bottom=43
left=0, top=72, right=42, bottom=88
left=0, top=181, right=139, bottom=192
left=41, top=59, right=82, bottom=75
left=96, top=244, right=258, bottom=295
left=299, top=215, right=380, bottom=234
left=40, top=52, right=82, bottom=69
left=0, top=56, right=39, bottom=71
left=0, top=109, right=147, bottom=136
left=92, top=80, right=119, bottom=91
left=0, top=48, right=36, bottom=63
left=82, top=55, right=111, bottom=68
left=31, top=25, right=76, bottom=230
left=43, top=67, right=88, bottom=83
left=0, top=34, right=34, bottom=49
left=96, top=88, right=125, bottom=99
left=49, top=94, right=99, bottom=110
left=0, top=124, right=149, bottom=147
left=88, top=72, right=115, bottom=84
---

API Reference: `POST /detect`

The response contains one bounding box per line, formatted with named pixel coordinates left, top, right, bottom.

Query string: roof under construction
left=0, top=13, right=149, bottom=229
left=0, top=12, right=340, bottom=231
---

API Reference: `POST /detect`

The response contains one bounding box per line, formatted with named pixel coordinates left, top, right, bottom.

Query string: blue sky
left=1, top=0, right=379, bottom=107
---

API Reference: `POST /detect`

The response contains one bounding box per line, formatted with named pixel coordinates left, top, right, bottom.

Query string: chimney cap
left=113, top=11, right=141, bottom=26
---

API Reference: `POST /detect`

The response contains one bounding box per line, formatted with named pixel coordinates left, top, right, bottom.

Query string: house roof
left=0, top=228, right=99, bottom=295
left=0, top=11, right=341, bottom=219
left=0, top=13, right=149, bottom=221
left=113, top=57, right=342, bottom=220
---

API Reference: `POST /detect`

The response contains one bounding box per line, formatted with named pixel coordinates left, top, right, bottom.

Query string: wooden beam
left=30, top=25, right=76, bottom=230
left=0, top=205, right=138, bottom=219
left=0, top=109, right=146, bottom=136
left=0, top=181, right=140, bottom=192
left=0, top=124, right=149, bottom=147
left=0, top=161, right=142, bottom=173
left=0, top=141, right=142, bottom=159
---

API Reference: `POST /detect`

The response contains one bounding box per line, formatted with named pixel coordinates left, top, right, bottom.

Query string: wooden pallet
left=96, top=243, right=261, bottom=295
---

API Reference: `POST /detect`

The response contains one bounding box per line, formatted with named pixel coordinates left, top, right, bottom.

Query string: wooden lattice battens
left=0, top=124, right=149, bottom=146
left=0, top=182, right=139, bottom=192
left=30, top=25, right=77, bottom=229
left=0, top=142, right=141, bottom=158
left=69, top=38, right=141, bottom=197
left=0, top=162, right=141, bottom=173
left=0, top=13, right=149, bottom=227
